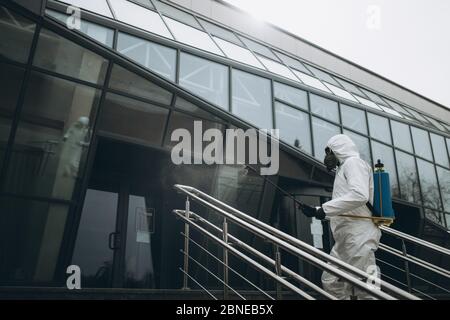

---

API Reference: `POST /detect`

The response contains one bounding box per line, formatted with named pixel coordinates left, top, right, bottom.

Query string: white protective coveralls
left=321, top=134, right=381, bottom=299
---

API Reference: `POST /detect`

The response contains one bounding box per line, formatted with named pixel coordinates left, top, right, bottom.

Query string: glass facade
left=1, top=0, right=449, bottom=290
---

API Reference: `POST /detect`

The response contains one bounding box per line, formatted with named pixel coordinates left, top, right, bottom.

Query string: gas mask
left=324, top=147, right=339, bottom=172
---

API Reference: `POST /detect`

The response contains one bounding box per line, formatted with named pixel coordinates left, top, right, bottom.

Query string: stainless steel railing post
left=274, top=244, right=282, bottom=300
left=182, top=196, right=190, bottom=290
left=401, top=239, right=413, bottom=293
left=223, top=217, right=229, bottom=300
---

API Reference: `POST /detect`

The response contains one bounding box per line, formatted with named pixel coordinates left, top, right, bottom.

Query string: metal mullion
left=365, top=109, right=375, bottom=167
left=274, top=98, right=308, bottom=114
left=192, top=14, right=226, bottom=57
left=105, top=88, right=172, bottom=111
left=104, top=0, right=116, bottom=19
left=427, top=131, right=446, bottom=226
left=306, top=91, right=315, bottom=157
left=408, top=124, right=425, bottom=215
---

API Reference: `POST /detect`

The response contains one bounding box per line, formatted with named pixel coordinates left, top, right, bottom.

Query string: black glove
left=301, top=204, right=326, bottom=220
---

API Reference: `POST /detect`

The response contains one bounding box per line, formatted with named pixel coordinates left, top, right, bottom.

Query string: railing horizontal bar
left=182, top=232, right=275, bottom=300
left=379, top=244, right=450, bottom=278
left=189, top=212, right=336, bottom=300
left=175, top=211, right=316, bottom=300
left=179, top=268, right=218, bottom=300
left=180, top=249, right=246, bottom=300
left=380, top=226, right=450, bottom=257
left=380, top=271, right=435, bottom=300
left=174, top=185, right=418, bottom=300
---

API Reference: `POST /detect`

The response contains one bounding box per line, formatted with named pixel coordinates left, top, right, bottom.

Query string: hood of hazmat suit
left=321, top=134, right=381, bottom=300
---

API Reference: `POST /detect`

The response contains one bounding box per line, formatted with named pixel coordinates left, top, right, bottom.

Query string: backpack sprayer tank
left=371, top=159, right=395, bottom=226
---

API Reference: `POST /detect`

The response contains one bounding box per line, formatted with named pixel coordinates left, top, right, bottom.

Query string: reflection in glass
left=199, top=19, right=242, bottom=45
left=99, top=93, right=169, bottom=146
left=292, top=70, right=331, bottom=93
left=34, top=28, right=108, bottom=85
left=109, top=64, right=173, bottom=105
left=109, top=0, right=173, bottom=38
left=5, top=72, right=99, bottom=200
left=368, top=113, right=392, bottom=144
left=154, top=1, right=200, bottom=28
left=343, top=130, right=371, bottom=165
left=275, top=102, right=311, bottom=154
left=0, top=6, right=36, bottom=63
left=436, top=166, right=450, bottom=213
left=239, top=36, right=279, bottom=61
left=46, top=9, right=114, bottom=47
left=341, top=104, right=367, bottom=134
left=371, top=141, right=398, bottom=194
left=324, top=83, right=359, bottom=103
left=430, top=133, right=449, bottom=167
left=274, top=51, right=311, bottom=74
left=273, top=82, right=307, bottom=110
left=379, top=105, right=403, bottom=118
left=179, top=53, right=229, bottom=110
left=416, top=159, right=442, bottom=211
left=164, top=17, right=222, bottom=55
left=257, top=55, right=298, bottom=81
left=310, top=94, right=339, bottom=123
left=0, top=63, right=25, bottom=169
left=424, top=208, right=444, bottom=227
left=312, top=117, right=340, bottom=160
left=0, top=197, right=69, bottom=283
left=411, top=127, right=433, bottom=161
left=391, top=120, right=413, bottom=153
left=117, top=32, right=176, bottom=81
left=354, top=95, right=382, bottom=111
left=175, top=97, right=223, bottom=122
left=57, top=0, right=113, bottom=17
left=212, top=36, right=264, bottom=69
left=305, top=65, right=340, bottom=86
left=232, top=70, right=272, bottom=129
left=395, top=150, right=420, bottom=203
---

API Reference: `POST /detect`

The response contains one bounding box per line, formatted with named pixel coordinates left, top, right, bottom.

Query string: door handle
left=108, top=232, right=120, bottom=250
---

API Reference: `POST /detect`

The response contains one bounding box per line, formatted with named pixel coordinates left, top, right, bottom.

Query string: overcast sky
left=224, top=0, right=450, bottom=111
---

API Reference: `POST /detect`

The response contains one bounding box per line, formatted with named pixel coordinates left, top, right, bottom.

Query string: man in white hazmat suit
left=300, top=134, right=381, bottom=299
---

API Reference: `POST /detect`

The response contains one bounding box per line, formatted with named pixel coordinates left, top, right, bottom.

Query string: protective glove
left=300, top=204, right=326, bottom=220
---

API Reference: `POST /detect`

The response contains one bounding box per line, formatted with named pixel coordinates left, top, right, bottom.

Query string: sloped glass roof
left=50, top=0, right=450, bottom=133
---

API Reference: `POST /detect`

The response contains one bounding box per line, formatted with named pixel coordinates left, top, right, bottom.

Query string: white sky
left=224, top=0, right=450, bottom=111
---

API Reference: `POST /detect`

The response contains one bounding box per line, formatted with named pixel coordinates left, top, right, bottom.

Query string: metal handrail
left=380, top=225, right=450, bottom=257
left=174, top=184, right=420, bottom=300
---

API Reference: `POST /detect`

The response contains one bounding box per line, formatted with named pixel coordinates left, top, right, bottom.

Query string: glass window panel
left=358, top=88, right=386, bottom=105
left=174, top=97, right=223, bottom=122
left=164, top=17, right=222, bottom=55
left=0, top=63, right=25, bottom=169
left=292, top=70, right=332, bottom=93
left=109, top=0, right=172, bottom=38
left=232, top=70, right=272, bottom=129
left=5, top=72, right=100, bottom=199
left=312, top=117, right=341, bottom=160
left=368, top=113, right=392, bottom=144
left=430, top=133, right=449, bottom=167
left=343, top=129, right=371, bottom=165
left=407, top=108, right=429, bottom=124
left=108, top=64, right=172, bottom=105
left=354, top=95, right=383, bottom=111
left=305, top=64, right=340, bottom=86
left=411, top=127, right=433, bottom=161
left=0, top=6, right=36, bottom=63
left=310, top=94, right=339, bottom=123
left=391, top=120, right=413, bottom=153
left=57, top=0, right=113, bottom=18
left=274, top=51, right=312, bottom=74
left=130, top=0, right=154, bottom=9
left=98, top=92, right=169, bottom=146
left=199, top=19, right=242, bottom=45
left=256, top=55, right=298, bottom=81
left=441, top=122, right=450, bottom=132
left=395, top=150, right=421, bottom=203
left=383, top=99, right=412, bottom=117
left=154, top=1, right=200, bottom=28
left=117, top=32, right=176, bottom=81
left=424, top=208, right=444, bottom=226
left=334, top=77, right=365, bottom=96
left=371, top=141, right=398, bottom=193
left=179, top=53, right=229, bottom=110
left=273, top=82, right=308, bottom=110
left=425, top=116, right=447, bottom=132
left=239, top=36, right=279, bottom=61
left=275, top=102, right=311, bottom=154
left=0, top=196, right=69, bottom=283
left=417, top=159, right=442, bottom=211
left=33, top=28, right=108, bottom=85
left=447, top=138, right=450, bottom=158
left=213, top=36, right=264, bottom=69
left=436, top=166, right=450, bottom=213
left=341, top=104, right=367, bottom=134
left=379, top=105, right=403, bottom=118
left=46, top=9, right=114, bottom=47
left=324, top=82, right=359, bottom=103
